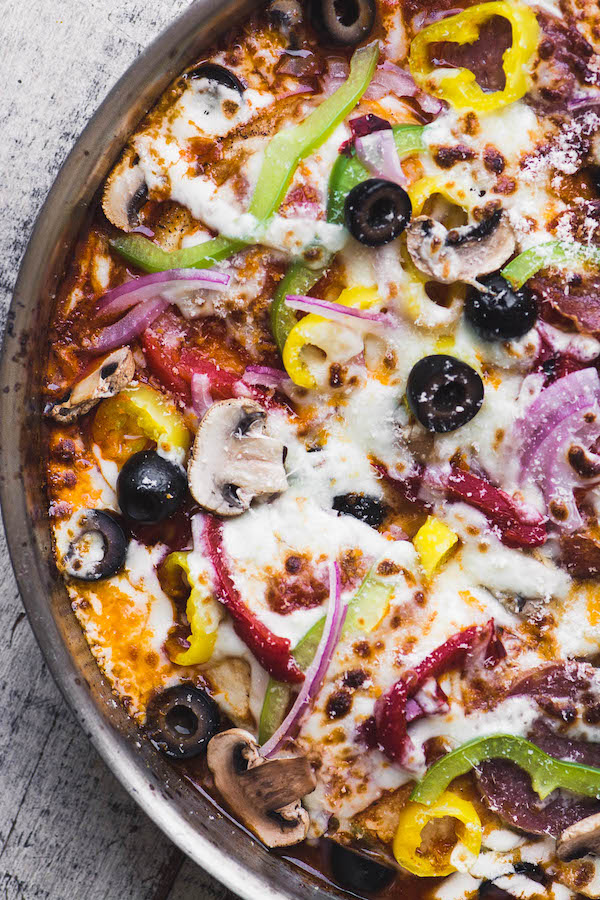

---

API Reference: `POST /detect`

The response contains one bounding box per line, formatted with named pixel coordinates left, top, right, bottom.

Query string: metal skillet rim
left=0, top=3, right=337, bottom=899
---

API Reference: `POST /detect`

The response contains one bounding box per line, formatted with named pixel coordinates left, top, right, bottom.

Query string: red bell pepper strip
left=205, top=517, right=304, bottom=684
left=442, top=467, right=547, bottom=549
left=375, top=620, right=504, bottom=762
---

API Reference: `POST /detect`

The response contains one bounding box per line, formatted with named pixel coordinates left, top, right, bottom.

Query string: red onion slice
left=261, top=561, right=345, bottom=758
left=191, top=372, right=213, bottom=418
left=518, top=367, right=600, bottom=472
left=242, top=365, right=290, bottom=389
left=285, top=294, right=395, bottom=327
left=355, top=128, right=408, bottom=187
left=95, top=268, right=230, bottom=318
left=92, top=297, right=169, bottom=352
left=524, top=403, right=600, bottom=531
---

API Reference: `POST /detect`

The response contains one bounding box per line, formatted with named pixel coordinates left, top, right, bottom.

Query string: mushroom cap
left=406, top=209, right=516, bottom=285
left=188, top=398, right=288, bottom=517
left=102, top=147, right=148, bottom=232
left=206, top=728, right=315, bottom=848
left=48, top=347, right=135, bottom=423
left=557, top=812, right=600, bottom=861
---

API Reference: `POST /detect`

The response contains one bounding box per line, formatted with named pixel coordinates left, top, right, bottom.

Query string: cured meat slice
left=478, top=663, right=600, bottom=835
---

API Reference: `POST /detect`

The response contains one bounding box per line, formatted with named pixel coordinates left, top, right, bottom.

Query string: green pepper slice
left=111, top=42, right=379, bottom=274
left=258, top=567, right=394, bottom=744
left=502, top=241, right=600, bottom=290
left=410, top=734, right=600, bottom=806
left=327, top=125, right=426, bottom=226
left=270, top=262, right=324, bottom=353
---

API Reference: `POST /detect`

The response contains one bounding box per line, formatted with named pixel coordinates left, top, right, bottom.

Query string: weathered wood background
left=0, top=2, right=235, bottom=897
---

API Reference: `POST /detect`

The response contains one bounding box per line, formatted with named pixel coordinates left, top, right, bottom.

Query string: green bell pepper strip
left=270, top=261, right=324, bottom=353
left=258, top=567, right=395, bottom=744
left=410, top=734, right=600, bottom=806
left=111, top=42, right=379, bottom=274
left=110, top=234, right=246, bottom=275
left=501, top=241, right=600, bottom=291
left=327, top=125, right=426, bottom=226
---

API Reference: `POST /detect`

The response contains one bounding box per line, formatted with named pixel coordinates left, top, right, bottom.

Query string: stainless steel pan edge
left=0, top=4, right=336, bottom=898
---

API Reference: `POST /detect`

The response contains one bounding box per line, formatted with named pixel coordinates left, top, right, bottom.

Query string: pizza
left=43, top=0, right=600, bottom=895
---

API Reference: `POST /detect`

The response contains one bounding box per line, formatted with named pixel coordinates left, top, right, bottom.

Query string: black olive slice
left=407, top=354, right=484, bottom=433
left=344, top=178, right=412, bottom=246
left=188, top=63, right=245, bottom=95
left=465, top=273, right=537, bottom=342
left=117, top=450, right=187, bottom=524
left=145, top=684, right=220, bottom=760
left=329, top=842, right=396, bottom=894
left=269, top=0, right=304, bottom=34
left=333, top=493, right=387, bottom=527
left=309, top=0, right=375, bottom=46
left=63, top=509, right=128, bottom=582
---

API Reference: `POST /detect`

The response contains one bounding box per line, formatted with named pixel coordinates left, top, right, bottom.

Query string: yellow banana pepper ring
left=413, top=516, right=459, bottom=578
left=393, top=790, right=482, bottom=877
left=162, top=552, right=220, bottom=666
left=409, top=2, right=540, bottom=113
left=97, top=383, right=191, bottom=463
left=283, top=286, right=381, bottom=388
left=408, top=176, right=474, bottom=218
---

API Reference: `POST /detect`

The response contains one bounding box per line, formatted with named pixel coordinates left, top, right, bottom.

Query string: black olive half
left=117, top=450, right=187, bottom=524
left=345, top=179, right=412, bottom=247
left=329, top=842, right=396, bottom=894
left=407, top=354, right=484, bottom=433
left=309, top=0, right=375, bottom=46
left=333, top=493, right=387, bottom=528
left=188, top=63, right=245, bottom=95
left=465, top=273, right=537, bottom=342
left=63, top=509, right=128, bottom=582
left=145, top=684, right=220, bottom=760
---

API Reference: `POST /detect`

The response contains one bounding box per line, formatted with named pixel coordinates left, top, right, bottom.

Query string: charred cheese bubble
left=413, top=516, right=459, bottom=577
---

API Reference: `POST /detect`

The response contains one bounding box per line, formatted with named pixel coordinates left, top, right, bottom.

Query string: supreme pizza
left=44, top=0, right=600, bottom=896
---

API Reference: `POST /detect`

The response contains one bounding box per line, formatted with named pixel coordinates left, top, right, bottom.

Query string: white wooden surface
left=0, top=2, right=236, bottom=897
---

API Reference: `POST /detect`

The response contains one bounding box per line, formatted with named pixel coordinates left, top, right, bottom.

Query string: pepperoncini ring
left=162, top=552, right=220, bottom=666
left=393, top=790, right=482, bottom=877
left=282, top=285, right=381, bottom=388
left=408, top=176, right=474, bottom=218
left=96, top=383, right=191, bottom=465
left=413, top=516, right=459, bottom=578
left=409, top=2, right=540, bottom=113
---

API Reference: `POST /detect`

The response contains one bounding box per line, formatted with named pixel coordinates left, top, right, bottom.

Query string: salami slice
left=478, top=663, right=600, bottom=835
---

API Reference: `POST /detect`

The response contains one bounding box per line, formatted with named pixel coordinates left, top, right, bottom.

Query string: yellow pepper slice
left=393, top=791, right=482, bottom=877
left=282, top=285, right=380, bottom=388
left=162, top=552, right=220, bottom=666
left=409, top=2, right=540, bottom=113
left=414, top=516, right=459, bottom=577
left=96, top=383, right=191, bottom=464
left=408, top=176, right=473, bottom=218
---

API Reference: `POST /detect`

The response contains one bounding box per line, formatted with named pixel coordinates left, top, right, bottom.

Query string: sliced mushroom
left=206, top=728, right=316, bottom=847
left=557, top=812, right=600, bottom=861
left=47, top=347, right=135, bottom=422
left=102, top=148, right=148, bottom=232
left=188, top=399, right=288, bottom=517
left=406, top=209, right=515, bottom=285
